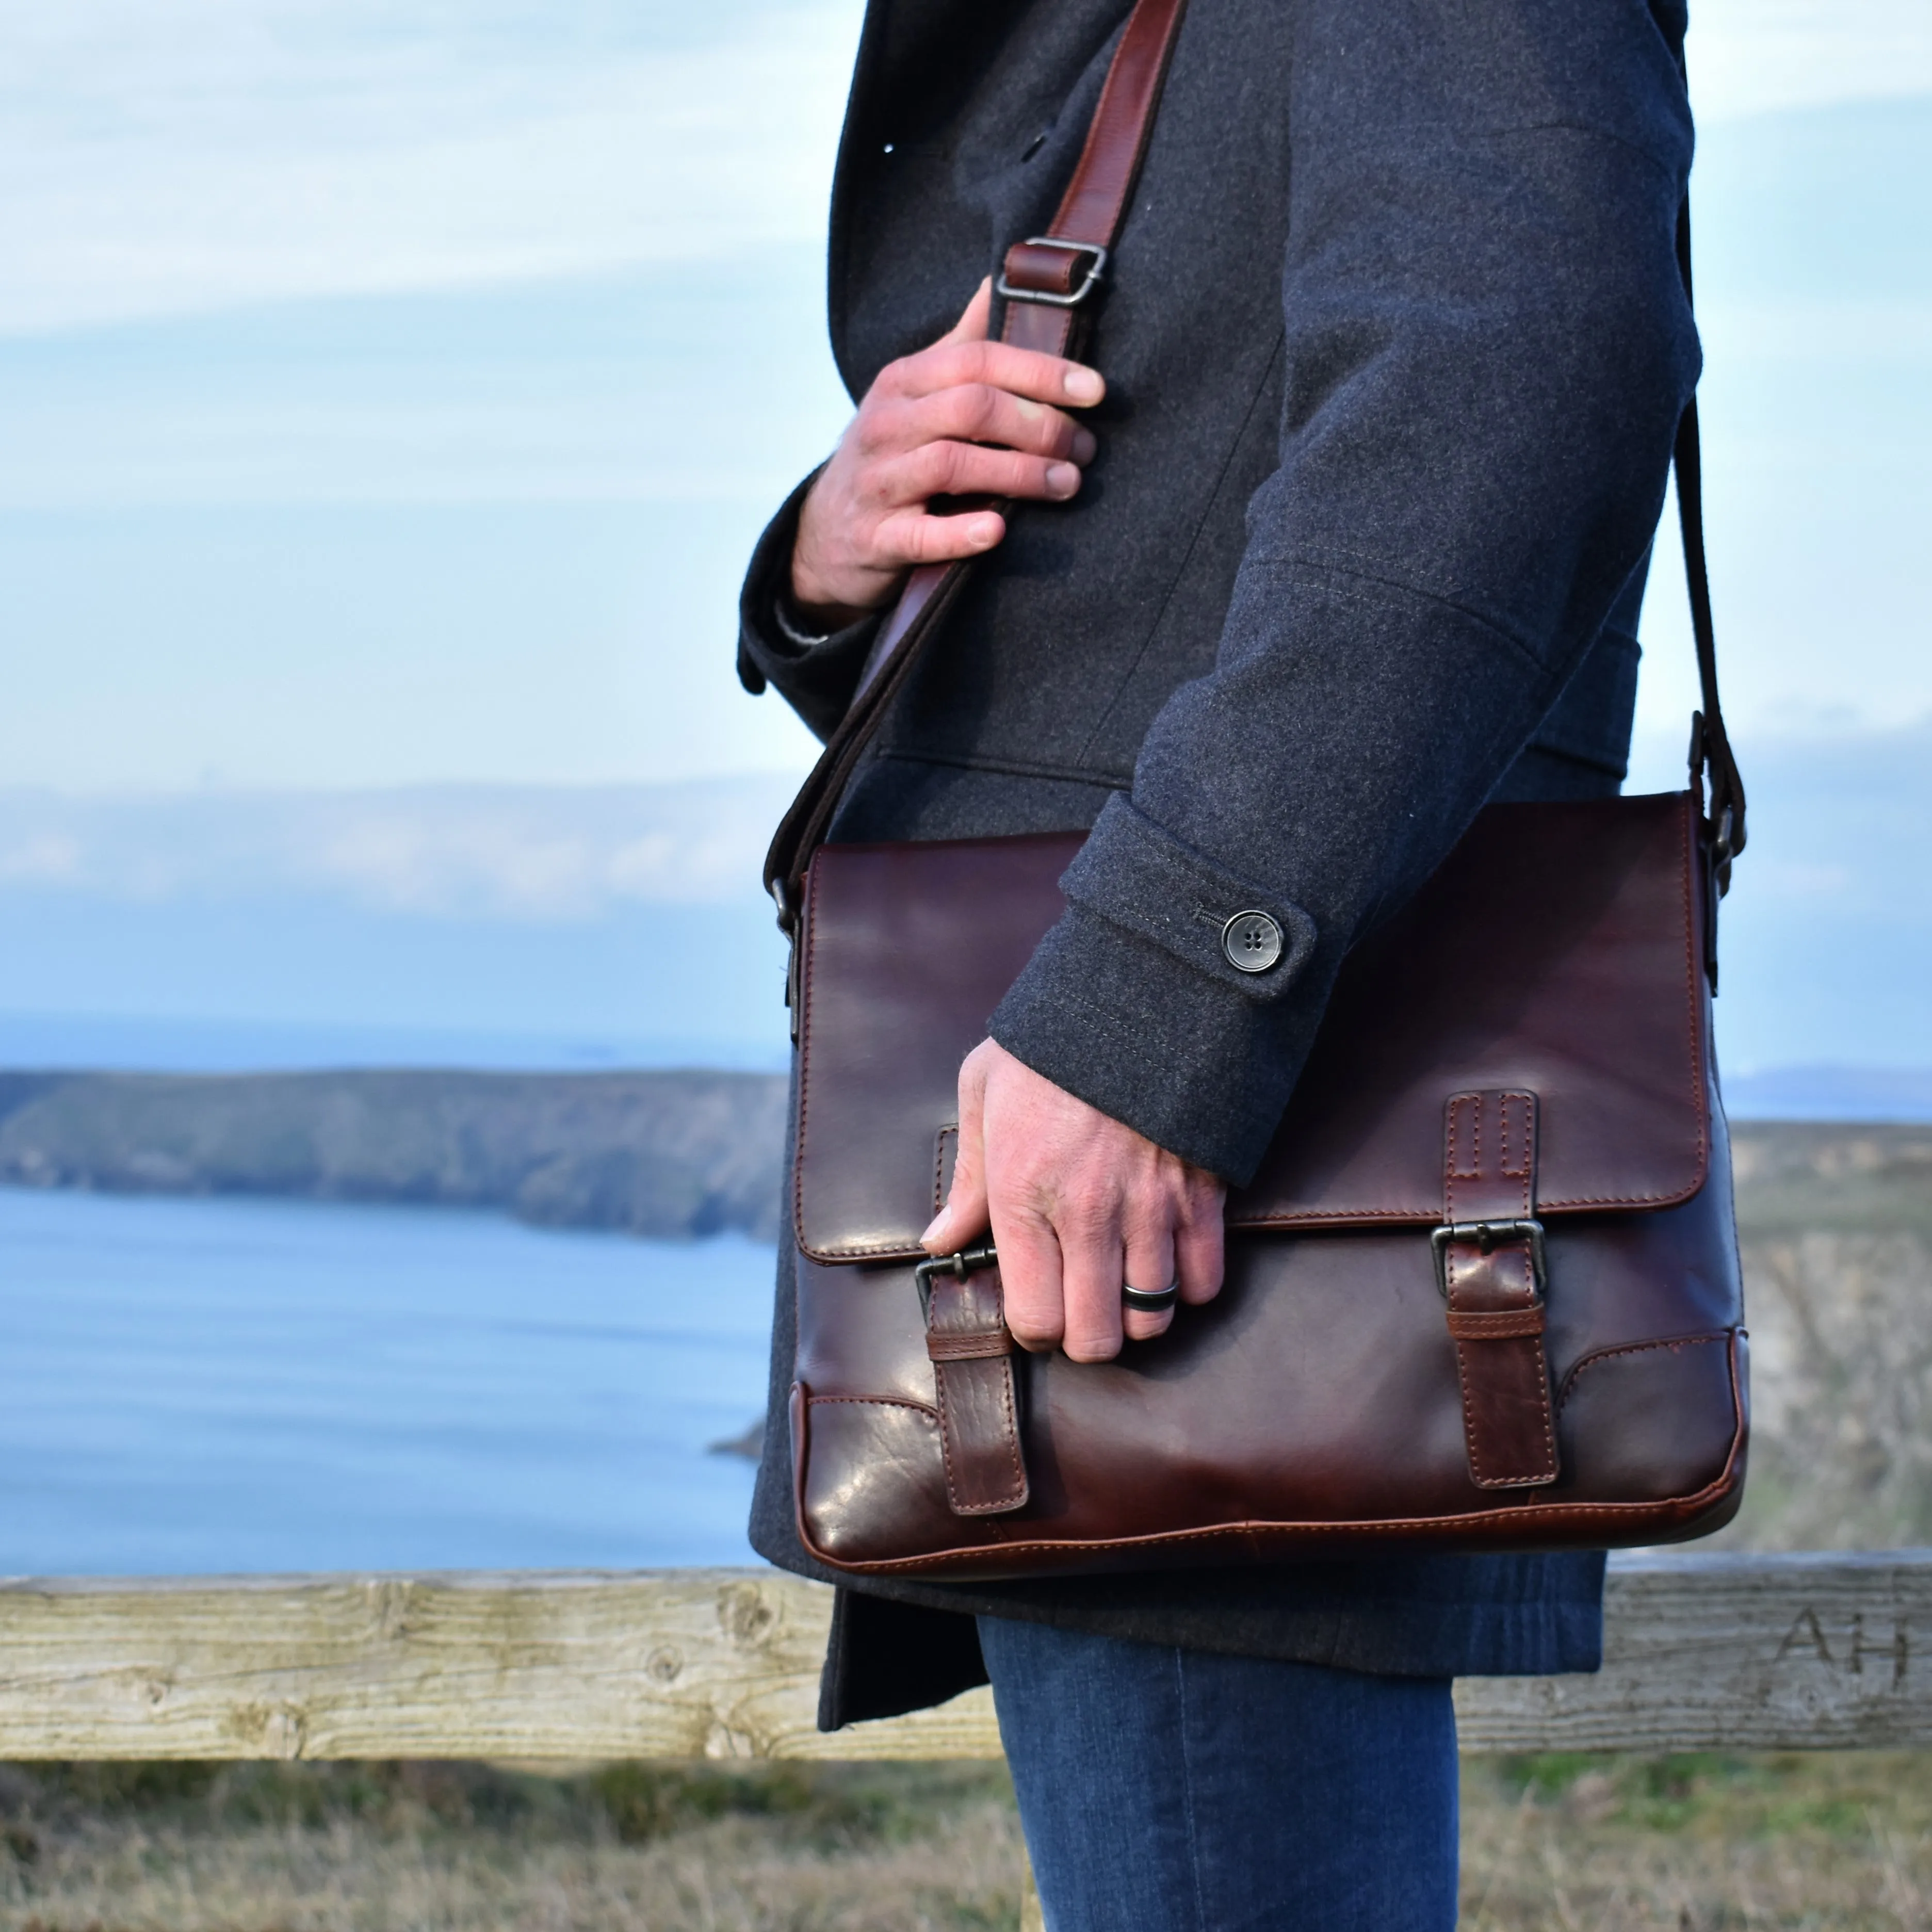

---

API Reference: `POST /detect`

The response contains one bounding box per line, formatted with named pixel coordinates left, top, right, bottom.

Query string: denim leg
left=978, top=1616, right=1458, bottom=1932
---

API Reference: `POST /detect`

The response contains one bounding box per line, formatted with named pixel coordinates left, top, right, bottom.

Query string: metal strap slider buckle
left=915, top=1242, right=999, bottom=1318
left=1430, top=1217, right=1548, bottom=1302
left=997, top=237, right=1109, bottom=307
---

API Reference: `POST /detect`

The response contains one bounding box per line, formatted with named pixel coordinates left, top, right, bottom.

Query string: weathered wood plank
left=1, top=1554, right=1928, bottom=1761
left=1456, top=1549, right=1932, bottom=1753
left=0, top=1568, right=988, bottom=1763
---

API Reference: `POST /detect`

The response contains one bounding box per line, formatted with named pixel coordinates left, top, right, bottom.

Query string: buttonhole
left=1020, top=130, right=1048, bottom=163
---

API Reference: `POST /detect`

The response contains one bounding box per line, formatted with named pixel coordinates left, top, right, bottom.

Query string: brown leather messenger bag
left=762, top=0, right=1751, bottom=1582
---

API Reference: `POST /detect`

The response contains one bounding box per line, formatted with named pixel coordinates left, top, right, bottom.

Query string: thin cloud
left=1691, top=0, right=1932, bottom=122
left=6, top=0, right=1922, bottom=338
left=0, top=782, right=802, bottom=918
left=0, top=0, right=864, bottom=335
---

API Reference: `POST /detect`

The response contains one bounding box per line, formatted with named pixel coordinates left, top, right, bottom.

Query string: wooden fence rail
left=1, top=1551, right=1927, bottom=1763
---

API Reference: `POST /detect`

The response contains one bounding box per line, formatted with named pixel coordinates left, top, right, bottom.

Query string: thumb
left=922, top=1047, right=991, bottom=1253
left=936, top=276, right=994, bottom=348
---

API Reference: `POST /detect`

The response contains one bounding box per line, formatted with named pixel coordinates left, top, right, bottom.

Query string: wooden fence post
left=1, top=1553, right=1930, bottom=1762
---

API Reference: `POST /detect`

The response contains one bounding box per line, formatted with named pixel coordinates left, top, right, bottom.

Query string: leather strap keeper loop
left=1442, top=1090, right=1561, bottom=1490
left=927, top=1329, right=1017, bottom=1361
left=999, top=237, right=1108, bottom=306
left=923, top=1263, right=1030, bottom=1516
left=1446, top=1305, right=1549, bottom=1342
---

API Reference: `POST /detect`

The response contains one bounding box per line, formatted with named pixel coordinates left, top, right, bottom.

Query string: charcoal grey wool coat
left=736, top=0, right=1699, bottom=1727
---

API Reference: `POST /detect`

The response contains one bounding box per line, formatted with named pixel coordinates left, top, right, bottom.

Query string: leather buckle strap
left=998, top=237, right=1110, bottom=307
left=919, top=1246, right=1030, bottom=1516
left=759, top=0, right=1193, bottom=931
left=1430, top=1217, right=1547, bottom=1300
left=1440, top=1090, right=1560, bottom=1491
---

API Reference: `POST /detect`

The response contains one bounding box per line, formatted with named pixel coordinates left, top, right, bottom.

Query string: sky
left=1, top=0, right=867, bottom=789
left=0, top=0, right=1926, bottom=1084
left=0, top=0, right=1927, bottom=791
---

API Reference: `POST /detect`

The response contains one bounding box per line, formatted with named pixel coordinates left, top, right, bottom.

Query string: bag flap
left=793, top=793, right=1712, bottom=1261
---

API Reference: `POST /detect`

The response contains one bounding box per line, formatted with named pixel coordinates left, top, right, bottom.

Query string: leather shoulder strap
left=765, top=9, right=1744, bottom=929
left=1674, top=203, right=1746, bottom=889
left=763, top=0, right=1193, bottom=929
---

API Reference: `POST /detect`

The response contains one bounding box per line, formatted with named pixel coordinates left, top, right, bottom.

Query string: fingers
left=992, top=1205, right=1067, bottom=1354
left=793, top=490, right=1005, bottom=612
left=792, top=285, right=1104, bottom=614
left=808, top=385, right=1093, bottom=598
left=887, top=437, right=1085, bottom=508
left=922, top=1046, right=992, bottom=1256
left=1011, top=1183, right=1182, bottom=1359
left=875, top=384, right=1097, bottom=466
left=941, top=1040, right=1229, bottom=1366
left=927, top=280, right=1101, bottom=405
left=1059, top=1200, right=1126, bottom=1362
left=880, top=507, right=1009, bottom=569
left=1175, top=1179, right=1227, bottom=1307
left=887, top=336, right=1105, bottom=412
left=1121, top=1204, right=1179, bottom=1345
left=855, top=384, right=1093, bottom=502
left=935, top=276, right=995, bottom=347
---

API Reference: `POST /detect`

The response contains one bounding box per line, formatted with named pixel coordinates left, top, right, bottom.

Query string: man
left=737, top=0, right=1695, bottom=1920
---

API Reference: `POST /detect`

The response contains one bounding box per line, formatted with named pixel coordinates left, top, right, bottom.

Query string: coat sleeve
left=735, top=466, right=884, bottom=745
left=988, top=0, right=1701, bottom=1183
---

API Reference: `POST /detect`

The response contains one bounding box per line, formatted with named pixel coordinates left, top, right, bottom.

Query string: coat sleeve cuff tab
left=1058, top=793, right=1319, bottom=1002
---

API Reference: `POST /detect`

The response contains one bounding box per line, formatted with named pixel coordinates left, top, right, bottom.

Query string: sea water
left=0, top=1189, right=772, bottom=1574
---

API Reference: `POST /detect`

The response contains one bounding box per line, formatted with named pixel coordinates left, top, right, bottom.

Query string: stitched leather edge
left=1554, top=1329, right=1731, bottom=1415
left=792, top=836, right=1078, bottom=1261
left=1446, top=1091, right=1556, bottom=1490
left=935, top=1365, right=1029, bottom=1516
left=1671, top=787, right=1714, bottom=1203
left=794, top=795, right=1717, bottom=1260
left=792, top=1332, right=1747, bottom=1574
left=807, top=1393, right=939, bottom=1419
left=790, top=858, right=824, bottom=1256
left=797, top=1187, right=1713, bottom=1263
left=933, top=1126, right=957, bottom=1216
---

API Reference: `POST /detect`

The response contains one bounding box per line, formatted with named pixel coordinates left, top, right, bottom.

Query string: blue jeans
left=978, top=1617, right=1459, bottom=1932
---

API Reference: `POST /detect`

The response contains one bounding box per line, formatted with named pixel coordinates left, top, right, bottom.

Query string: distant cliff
left=0, top=1068, right=788, bottom=1242
left=4, top=1077, right=1927, bottom=1539
left=1718, top=1118, right=1932, bottom=1555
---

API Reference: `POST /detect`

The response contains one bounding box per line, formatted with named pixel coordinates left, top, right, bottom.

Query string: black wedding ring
left=1122, top=1280, right=1181, bottom=1313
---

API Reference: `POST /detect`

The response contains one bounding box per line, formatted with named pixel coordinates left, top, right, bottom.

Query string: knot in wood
left=716, top=1583, right=777, bottom=1647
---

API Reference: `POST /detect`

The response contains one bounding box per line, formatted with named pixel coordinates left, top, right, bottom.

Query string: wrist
left=790, top=488, right=895, bottom=629
left=786, top=589, right=876, bottom=634
left=787, top=553, right=883, bottom=634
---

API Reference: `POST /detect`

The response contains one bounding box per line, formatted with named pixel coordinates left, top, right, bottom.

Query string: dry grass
left=1710, top=1124, right=1932, bottom=1553
left=7, top=1754, right=1932, bottom=1930
left=0, top=1761, right=1028, bottom=1932
left=1462, top=1751, right=1932, bottom=1930
left=1715, top=1226, right=1932, bottom=1555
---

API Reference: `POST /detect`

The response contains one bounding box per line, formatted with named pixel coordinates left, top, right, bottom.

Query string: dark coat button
left=1222, top=910, right=1284, bottom=973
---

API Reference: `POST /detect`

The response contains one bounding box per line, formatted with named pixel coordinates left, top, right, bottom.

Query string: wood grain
left=1, top=1554, right=1928, bottom=1761
left=0, top=1569, right=992, bottom=1763
left=1456, top=1549, right=1932, bottom=1752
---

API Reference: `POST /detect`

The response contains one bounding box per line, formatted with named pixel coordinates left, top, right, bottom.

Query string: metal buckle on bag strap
left=1430, top=1217, right=1548, bottom=1301
left=914, top=1243, right=999, bottom=1319
left=996, top=237, right=1109, bottom=306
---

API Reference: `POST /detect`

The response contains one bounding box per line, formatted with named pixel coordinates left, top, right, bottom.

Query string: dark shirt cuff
left=989, top=795, right=1332, bottom=1184
left=736, top=466, right=883, bottom=743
